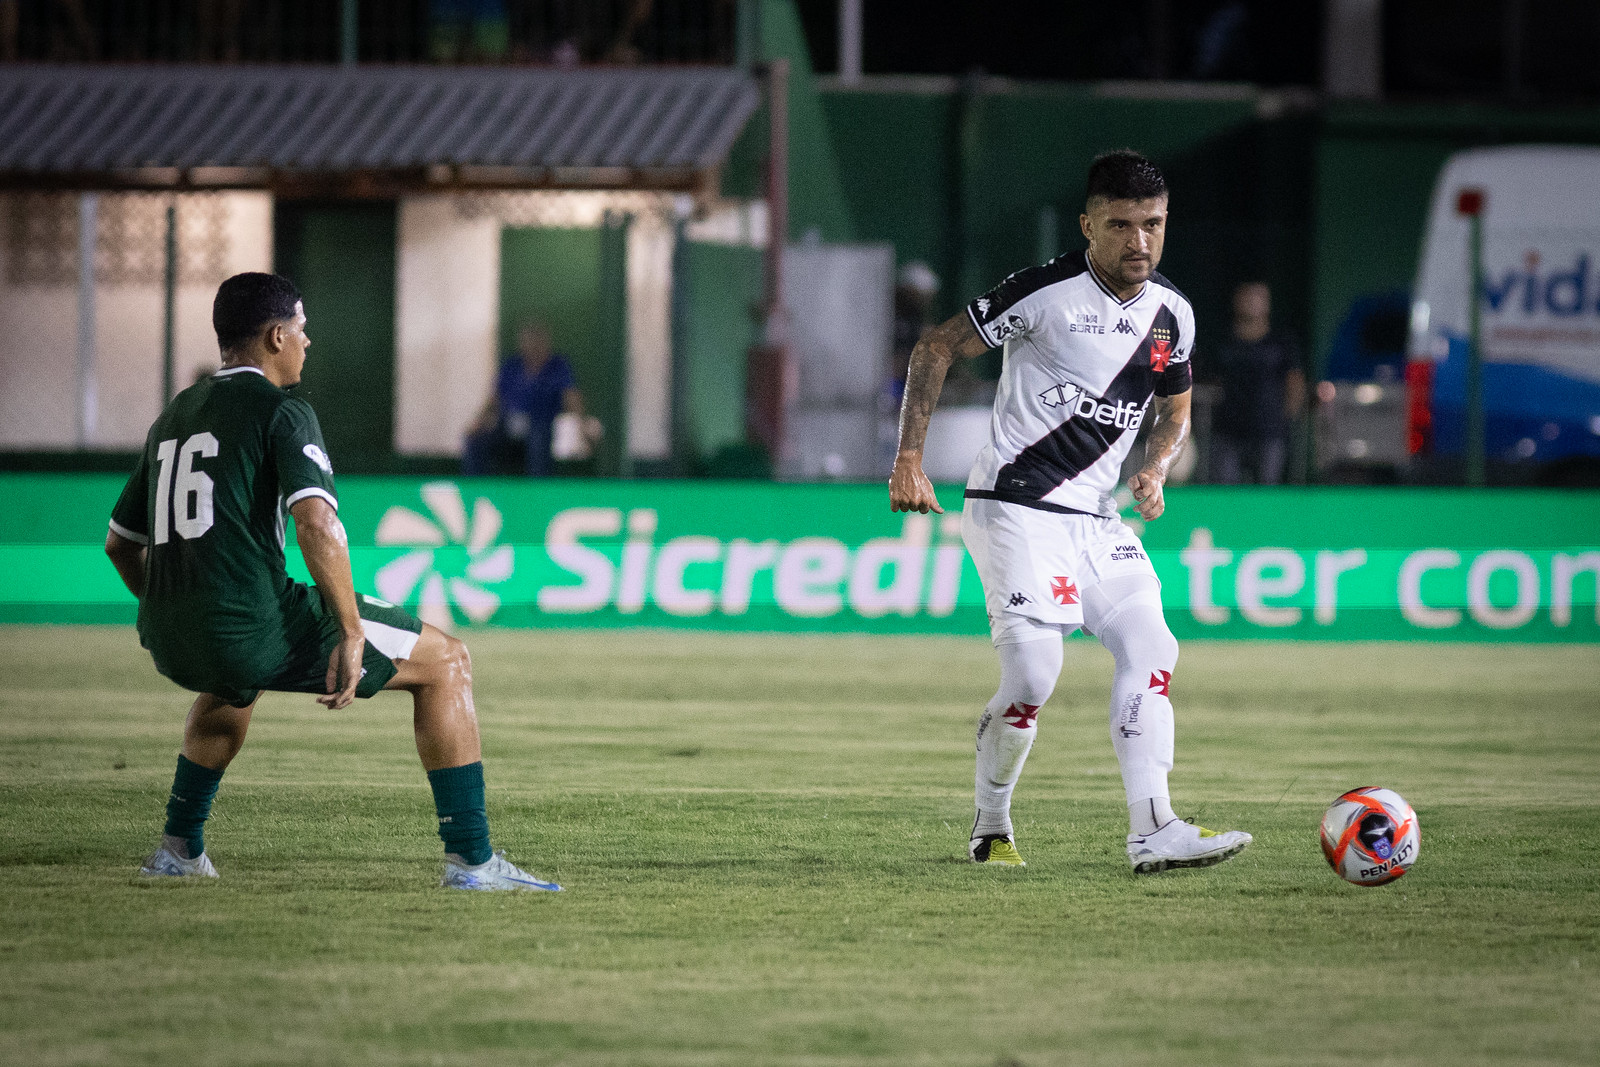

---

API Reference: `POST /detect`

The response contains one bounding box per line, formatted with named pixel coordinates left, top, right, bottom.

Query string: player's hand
left=319, top=632, right=365, bottom=710
left=1126, top=468, right=1166, bottom=521
left=889, top=452, right=944, bottom=514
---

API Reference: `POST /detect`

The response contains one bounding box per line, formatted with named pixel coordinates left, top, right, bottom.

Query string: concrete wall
left=2, top=190, right=697, bottom=467
left=626, top=214, right=674, bottom=461
left=0, top=191, right=271, bottom=449
left=395, top=193, right=675, bottom=461
left=394, top=197, right=500, bottom=457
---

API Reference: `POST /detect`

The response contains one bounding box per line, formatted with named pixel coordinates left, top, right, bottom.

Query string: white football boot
left=442, top=850, right=561, bottom=892
left=139, top=836, right=219, bottom=879
left=1126, top=818, right=1251, bottom=874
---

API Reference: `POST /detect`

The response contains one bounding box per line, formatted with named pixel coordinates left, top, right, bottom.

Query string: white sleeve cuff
left=108, top=519, right=149, bottom=545
left=284, top=487, right=338, bottom=512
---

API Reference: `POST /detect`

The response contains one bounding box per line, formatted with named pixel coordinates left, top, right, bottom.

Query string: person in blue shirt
left=463, top=321, right=587, bottom=476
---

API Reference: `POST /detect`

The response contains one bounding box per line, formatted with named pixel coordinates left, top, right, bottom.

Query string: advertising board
left=2, top=475, right=1595, bottom=641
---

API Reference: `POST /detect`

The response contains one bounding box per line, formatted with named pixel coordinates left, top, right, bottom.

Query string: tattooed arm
left=1126, top=389, right=1191, bottom=521
left=889, top=312, right=992, bottom=514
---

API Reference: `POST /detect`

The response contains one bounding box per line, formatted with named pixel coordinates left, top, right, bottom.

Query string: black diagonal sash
left=990, top=304, right=1179, bottom=499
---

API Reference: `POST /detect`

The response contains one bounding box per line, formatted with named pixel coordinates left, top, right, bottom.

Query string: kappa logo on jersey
left=1050, top=576, right=1078, bottom=605
left=1002, top=702, right=1040, bottom=729
left=990, top=313, right=1027, bottom=342
left=1039, top=381, right=1148, bottom=431
left=1150, top=326, right=1175, bottom=371
left=302, top=443, right=333, bottom=473
left=1113, top=318, right=1137, bottom=335
left=1008, top=592, right=1030, bottom=607
left=1148, top=670, right=1171, bottom=697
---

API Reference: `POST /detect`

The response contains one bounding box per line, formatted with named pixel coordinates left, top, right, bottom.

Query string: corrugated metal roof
left=0, top=65, right=760, bottom=184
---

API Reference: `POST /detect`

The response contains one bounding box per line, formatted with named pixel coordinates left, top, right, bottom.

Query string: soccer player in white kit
left=889, top=150, right=1251, bottom=873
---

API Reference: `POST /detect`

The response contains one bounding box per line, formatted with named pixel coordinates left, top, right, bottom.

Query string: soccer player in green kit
left=105, top=273, right=558, bottom=891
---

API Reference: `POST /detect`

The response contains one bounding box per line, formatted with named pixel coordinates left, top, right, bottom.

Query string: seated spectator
left=463, top=322, right=593, bottom=476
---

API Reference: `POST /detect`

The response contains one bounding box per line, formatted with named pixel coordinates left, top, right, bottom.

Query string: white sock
left=1127, top=796, right=1178, bottom=837
left=974, top=635, right=1061, bottom=838
left=1086, top=580, right=1179, bottom=838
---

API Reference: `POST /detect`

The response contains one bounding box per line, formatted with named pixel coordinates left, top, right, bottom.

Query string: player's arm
left=290, top=496, right=365, bottom=710
left=106, top=451, right=152, bottom=599
left=1127, top=389, right=1191, bottom=522
left=104, top=530, right=147, bottom=600
left=890, top=312, right=991, bottom=514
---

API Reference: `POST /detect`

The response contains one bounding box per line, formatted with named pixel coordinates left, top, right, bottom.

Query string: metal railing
left=1, top=1, right=737, bottom=66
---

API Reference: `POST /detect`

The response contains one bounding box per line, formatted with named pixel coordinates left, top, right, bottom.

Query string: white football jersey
left=963, top=250, right=1195, bottom=518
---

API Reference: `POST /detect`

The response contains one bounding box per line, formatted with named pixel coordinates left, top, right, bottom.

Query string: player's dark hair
left=213, top=272, right=301, bottom=353
left=1085, top=150, right=1168, bottom=205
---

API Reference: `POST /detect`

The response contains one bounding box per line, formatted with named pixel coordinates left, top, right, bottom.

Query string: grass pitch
left=1, top=627, right=1597, bottom=1066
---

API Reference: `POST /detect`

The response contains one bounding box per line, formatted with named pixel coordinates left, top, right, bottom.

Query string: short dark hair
left=1085, top=150, right=1168, bottom=205
left=213, top=272, right=301, bottom=353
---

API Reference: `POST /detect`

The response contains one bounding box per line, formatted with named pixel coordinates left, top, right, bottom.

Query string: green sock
left=162, top=754, right=225, bottom=859
left=427, top=762, right=492, bottom=865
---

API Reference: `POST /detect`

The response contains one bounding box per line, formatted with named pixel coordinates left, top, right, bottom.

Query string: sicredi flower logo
left=373, top=482, right=512, bottom=632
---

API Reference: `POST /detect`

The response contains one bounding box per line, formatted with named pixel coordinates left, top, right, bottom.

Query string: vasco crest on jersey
left=1149, top=326, right=1175, bottom=372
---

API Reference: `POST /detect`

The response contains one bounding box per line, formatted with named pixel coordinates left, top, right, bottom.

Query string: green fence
left=3, top=475, right=1596, bottom=641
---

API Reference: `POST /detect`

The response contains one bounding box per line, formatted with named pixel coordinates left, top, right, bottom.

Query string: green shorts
left=179, top=590, right=425, bottom=708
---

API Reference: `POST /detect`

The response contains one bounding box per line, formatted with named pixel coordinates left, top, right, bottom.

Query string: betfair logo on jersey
left=1113, top=318, right=1137, bottom=335
left=1039, top=382, right=1147, bottom=430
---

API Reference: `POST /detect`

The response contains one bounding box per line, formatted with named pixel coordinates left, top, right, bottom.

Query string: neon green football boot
left=969, top=833, right=1026, bottom=866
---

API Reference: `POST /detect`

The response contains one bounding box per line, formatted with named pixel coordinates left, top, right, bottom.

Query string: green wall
left=724, top=0, right=855, bottom=243
left=678, top=241, right=765, bottom=462
left=819, top=84, right=1311, bottom=356
left=273, top=201, right=397, bottom=472
left=499, top=225, right=628, bottom=474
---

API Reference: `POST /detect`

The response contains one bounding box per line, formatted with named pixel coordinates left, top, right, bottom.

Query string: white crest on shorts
left=303, top=443, right=333, bottom=473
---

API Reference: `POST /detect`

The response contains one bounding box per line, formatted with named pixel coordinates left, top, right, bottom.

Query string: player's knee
left=1101, top=609, right=1178, bottom=673
left=999, top=643, right=1061, bottom=709
left=1011, top=670, right=1057, bottom=710
left=1148, top=624, right=1179, bottom=672
left=441, top=636, right=473, bottom=689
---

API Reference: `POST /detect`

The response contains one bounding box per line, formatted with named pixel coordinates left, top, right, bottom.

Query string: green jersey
left=110, top=366, right=339, bottom=694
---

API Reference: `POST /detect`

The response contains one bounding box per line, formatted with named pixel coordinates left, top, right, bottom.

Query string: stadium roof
left=0, top=64, right=761, bottom=194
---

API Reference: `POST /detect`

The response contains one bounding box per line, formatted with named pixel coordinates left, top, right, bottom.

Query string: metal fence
left=2, top=1, right=737, bottom=66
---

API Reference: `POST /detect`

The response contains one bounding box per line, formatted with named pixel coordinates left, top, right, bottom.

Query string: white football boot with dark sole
left=1127, top=819, right=1251, bottom=874
left=442, top=850, right=561, bottom=891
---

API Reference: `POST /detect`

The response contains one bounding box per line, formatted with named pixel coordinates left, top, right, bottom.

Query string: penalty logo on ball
left=1319, top=787, right=1420, bottom=887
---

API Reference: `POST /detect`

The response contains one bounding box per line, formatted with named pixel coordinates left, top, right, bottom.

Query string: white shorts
left=961, top=498, right=1159, bottom=645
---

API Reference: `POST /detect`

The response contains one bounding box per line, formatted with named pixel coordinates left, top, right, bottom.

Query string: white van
left=1406, top=145, right=1600, bottom=480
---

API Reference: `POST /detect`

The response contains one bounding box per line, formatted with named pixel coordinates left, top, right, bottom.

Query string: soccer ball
left=1319, top=787, right=1420, bottom=887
